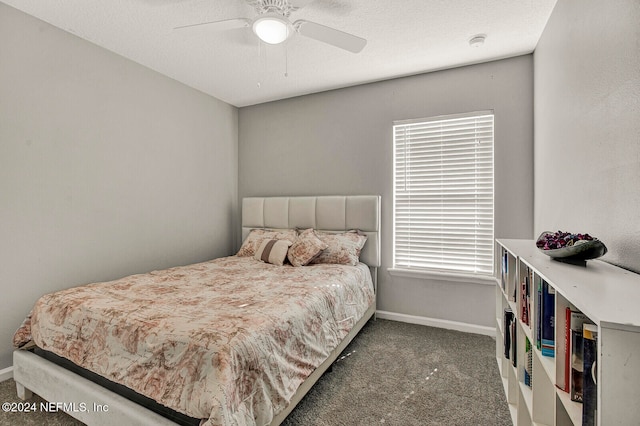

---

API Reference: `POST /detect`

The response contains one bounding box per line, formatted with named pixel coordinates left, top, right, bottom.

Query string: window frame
left=391, top=110, right=495, bottom=282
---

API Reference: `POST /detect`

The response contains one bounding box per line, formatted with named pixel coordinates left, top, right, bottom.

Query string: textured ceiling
left=3, top=0, right=557, bottom=107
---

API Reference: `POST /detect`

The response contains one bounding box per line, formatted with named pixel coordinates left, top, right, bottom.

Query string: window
left=393, top=111, right=494, bottom=276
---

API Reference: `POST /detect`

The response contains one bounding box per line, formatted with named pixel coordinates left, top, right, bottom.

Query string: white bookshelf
left=495, top=239, right=640, bottom=426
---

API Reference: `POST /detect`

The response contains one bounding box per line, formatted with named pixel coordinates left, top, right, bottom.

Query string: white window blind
left=393, top=111, right=494, bottom=276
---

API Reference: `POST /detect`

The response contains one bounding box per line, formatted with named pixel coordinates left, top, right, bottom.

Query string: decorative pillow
left=309, top=230, right=368, bottom=266
left=254, top=239, right=293, bottom=266
left=287, top=228, right=329, bottom=267
left=237, top=229, right=297, bottom=257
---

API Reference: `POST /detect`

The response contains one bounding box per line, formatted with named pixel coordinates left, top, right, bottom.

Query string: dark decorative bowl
left=536, top=231, right=608, bottom=261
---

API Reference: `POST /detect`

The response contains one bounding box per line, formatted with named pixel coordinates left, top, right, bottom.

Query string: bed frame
left=13, top=195, right=381, bottom=426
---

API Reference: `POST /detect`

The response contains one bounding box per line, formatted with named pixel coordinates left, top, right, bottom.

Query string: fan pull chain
left=257, top=40, right=264, bottom=88
left=257, top=41, right=261, bottom=88
left=284, top=43, right=288, bottom=77
left=262, top=41, right=267, bottom=78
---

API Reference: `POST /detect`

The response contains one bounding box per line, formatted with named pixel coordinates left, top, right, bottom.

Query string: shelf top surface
left=497, top=239, right=640, bottom=330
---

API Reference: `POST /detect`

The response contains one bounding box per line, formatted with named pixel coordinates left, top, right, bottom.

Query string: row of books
left=504, top=307, right=534, bottom=388
left=516, top=271, right=556, bottom=356
left=505, top=259, right=599, bottom=424
left=507, top=304, right=598, bottom=424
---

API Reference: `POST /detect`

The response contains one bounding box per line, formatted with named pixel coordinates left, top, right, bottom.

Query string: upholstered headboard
left=242, top=196, right=381, bottom=268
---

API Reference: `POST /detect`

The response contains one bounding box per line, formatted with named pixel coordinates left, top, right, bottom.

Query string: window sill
left=387, top=268, right=498, bottom=286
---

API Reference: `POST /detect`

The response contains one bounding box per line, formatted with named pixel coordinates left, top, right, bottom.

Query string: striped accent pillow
left=237, top=229, right=297, bottom=257
left=254, top=239, right=293, bottom=266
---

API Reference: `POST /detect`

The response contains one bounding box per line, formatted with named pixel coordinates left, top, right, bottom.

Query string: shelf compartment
left=517, top=385, right=533, bottom=426
left=531, top=350, right=555, bottom=425
left=556, top=386, right=581, bottom=425
left=534, top=346, right=554, bottom=380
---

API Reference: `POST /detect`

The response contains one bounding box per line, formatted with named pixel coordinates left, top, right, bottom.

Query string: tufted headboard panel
left=241, top=196, right=381, bottom=267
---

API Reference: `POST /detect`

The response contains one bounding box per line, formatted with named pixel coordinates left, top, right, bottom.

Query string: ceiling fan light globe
left=253, top=15, right=290, bottom=44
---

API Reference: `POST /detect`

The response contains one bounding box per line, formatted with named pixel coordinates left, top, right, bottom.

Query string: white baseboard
left=0, top=366, right=13, bottom=382
left=376, top=310, right=496, bottom=337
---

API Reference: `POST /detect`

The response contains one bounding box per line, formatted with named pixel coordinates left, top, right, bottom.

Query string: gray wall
left=0, top=4, right=238, bottom=369
left=239, top=55, right=534, bottom=328
left=534, top=0, right=640, bottom=273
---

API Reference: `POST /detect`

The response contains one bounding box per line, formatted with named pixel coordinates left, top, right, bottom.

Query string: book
left=504, top=308, right=514, bottom=359
left=556, top=307, right=570, bottom=393
left=524, top=337, right=533, bottom=387
left=541, top=280, right=555, bottom=357
left=570, top=329, right=584, bottom=402
left=569, top=311, right=590, bottom=401
left=521, top=279, right=528, bottom=324
left=527, top=270, right=532, bottom=326
left=583, top=324, right=598, bottom=426
left=521, top=268, right=531, bottom=326
left=536, top=278, right=542, bottom=350
left=501, top=249, right=507, bottom=291
left=511, top=314, right=517, bottom=367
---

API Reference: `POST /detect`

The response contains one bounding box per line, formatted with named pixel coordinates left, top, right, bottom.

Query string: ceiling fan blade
left=174, top=18, right=251, bottom=31
left=288, top=0, right=315, bottom=8
left=294, top=20, right=366, bottom=53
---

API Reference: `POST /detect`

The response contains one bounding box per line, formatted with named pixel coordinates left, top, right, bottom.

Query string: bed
left=12, top=195, right=381, bottom=426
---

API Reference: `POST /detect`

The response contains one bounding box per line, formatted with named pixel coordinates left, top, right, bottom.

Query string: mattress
left=13, top=256, right=375, bottom=425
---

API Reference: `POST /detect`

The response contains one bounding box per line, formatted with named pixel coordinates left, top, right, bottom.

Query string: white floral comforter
left=14, top=256, right=374, bottom=425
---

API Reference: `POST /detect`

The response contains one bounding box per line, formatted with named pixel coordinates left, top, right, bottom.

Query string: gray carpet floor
left=0, top=319, right=511, bottom=425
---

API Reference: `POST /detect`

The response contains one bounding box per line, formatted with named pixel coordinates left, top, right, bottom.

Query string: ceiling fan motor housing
left=247, top=0, right=297, bottom=17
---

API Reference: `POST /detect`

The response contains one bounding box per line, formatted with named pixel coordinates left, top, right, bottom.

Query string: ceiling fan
left=175, top=0, right=367, bottom=53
